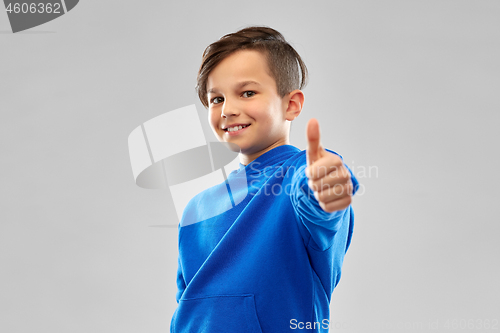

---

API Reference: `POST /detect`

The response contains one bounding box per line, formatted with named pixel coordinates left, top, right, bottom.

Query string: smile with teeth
left=224, top=124, right=250, bottom=132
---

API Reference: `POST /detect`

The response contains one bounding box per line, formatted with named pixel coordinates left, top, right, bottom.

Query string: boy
left=170, top=26, right=359, bottom=333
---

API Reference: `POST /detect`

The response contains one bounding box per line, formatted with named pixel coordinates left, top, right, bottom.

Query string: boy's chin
left=216, top=141, right=241, bottom=153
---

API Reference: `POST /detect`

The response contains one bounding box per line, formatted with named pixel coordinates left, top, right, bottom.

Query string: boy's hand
left=305, top=118, right=353, bottom=213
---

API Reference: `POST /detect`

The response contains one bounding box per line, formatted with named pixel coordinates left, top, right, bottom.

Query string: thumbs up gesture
left=305, top=118, right=353, bottom=213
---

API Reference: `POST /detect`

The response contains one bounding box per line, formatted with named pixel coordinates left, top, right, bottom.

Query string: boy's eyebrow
left=207, top=80, right=261, bottom=95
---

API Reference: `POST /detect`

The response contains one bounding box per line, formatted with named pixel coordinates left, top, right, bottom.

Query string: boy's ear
left=284, top=89, right=305, bottom=121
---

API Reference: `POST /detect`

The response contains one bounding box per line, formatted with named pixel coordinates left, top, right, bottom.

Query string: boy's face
left=206, top=50, right=291, bottom=157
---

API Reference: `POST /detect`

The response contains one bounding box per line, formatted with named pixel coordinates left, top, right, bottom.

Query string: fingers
left=318, top=195, right=353, bottom=213
left=307, top=162, right=353, bottom=212
left=306, top=118, right=321, bottom=167
left=304, top=118, right=354, bottom=213
left=308, top=171, right=351, bottom=192
left=312, top=178, right=353, bottom=198
left=307, top=153, right=345, bottom=181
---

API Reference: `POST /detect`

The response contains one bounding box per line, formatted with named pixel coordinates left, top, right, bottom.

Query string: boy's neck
left=239, top=138, right=291, bottom=166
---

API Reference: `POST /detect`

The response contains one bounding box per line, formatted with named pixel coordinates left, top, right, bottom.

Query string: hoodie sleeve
left=289, top=149, right=359, bottom=251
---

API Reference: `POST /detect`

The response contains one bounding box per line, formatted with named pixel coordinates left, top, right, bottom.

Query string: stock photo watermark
left=292, top=318, right=499, bottom=331
left=3, top=0, right=79, bottom=33
left=245, top=160, right=378, bottom=199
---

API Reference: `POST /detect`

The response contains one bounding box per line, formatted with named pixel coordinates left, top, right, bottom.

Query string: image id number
left=5, top=3, right=62, bottom=14
left=444, top=319, right=499, bottom=330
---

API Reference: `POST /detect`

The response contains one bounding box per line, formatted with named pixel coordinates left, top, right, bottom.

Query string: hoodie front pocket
left=171, top=294, right=263, bottom=333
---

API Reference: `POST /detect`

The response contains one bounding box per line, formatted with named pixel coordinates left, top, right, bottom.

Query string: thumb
left=306, top=118, right=322, bottom=168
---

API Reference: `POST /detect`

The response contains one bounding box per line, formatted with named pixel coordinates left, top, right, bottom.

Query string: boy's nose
left=221, top=99, right=239, bottom=118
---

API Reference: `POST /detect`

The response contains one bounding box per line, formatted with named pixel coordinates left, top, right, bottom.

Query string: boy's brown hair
left=196, top=26, right=309, bottom=109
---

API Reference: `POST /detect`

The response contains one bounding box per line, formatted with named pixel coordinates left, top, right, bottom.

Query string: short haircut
left=196, top=26, right=309, bottom=109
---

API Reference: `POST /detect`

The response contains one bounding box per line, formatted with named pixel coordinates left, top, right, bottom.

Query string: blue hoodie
left=171, top=144, right=359, bottom=333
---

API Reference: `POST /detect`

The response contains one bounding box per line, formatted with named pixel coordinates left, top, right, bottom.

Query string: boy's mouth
left=223, top=124, right=250, bottom=136
left=223, top=124, right=250, bottom=132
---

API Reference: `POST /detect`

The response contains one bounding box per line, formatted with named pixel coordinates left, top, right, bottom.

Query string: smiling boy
left=170, top=26, right=359, bottom=333
left=206, top=48, right=300, bottom=166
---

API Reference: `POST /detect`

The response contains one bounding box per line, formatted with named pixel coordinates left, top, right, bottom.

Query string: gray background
left=1, top=0, right=499, bottom=332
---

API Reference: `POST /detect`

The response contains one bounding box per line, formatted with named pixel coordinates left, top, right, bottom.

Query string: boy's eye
left=211, top=96, right=224, bottom=104
left=242, top=91, right=255, bottom=98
